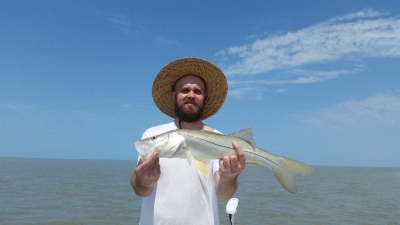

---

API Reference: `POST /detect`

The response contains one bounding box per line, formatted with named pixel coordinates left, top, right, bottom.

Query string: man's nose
left=187, top=91, right=195, bottom=98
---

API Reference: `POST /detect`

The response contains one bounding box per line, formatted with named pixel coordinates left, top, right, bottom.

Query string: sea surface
left=1, top=157, right=399, bottom=225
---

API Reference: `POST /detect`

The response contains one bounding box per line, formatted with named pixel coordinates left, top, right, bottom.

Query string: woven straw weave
left=152, top=58, right=227, bottom=119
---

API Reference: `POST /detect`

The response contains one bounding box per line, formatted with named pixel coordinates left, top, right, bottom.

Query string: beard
left=174, top=99, right=205, bottom=122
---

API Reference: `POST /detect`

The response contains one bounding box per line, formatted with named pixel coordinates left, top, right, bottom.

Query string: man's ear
left=171, top=91, right=176, bottom=102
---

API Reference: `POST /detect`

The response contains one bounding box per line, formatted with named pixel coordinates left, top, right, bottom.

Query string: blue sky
left=1, top=1, right=399, bottom=167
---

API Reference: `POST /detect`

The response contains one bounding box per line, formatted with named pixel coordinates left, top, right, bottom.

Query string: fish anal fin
left=230, top=128, right=256, bottom=145
left=193, top=159, right=209, bottom=177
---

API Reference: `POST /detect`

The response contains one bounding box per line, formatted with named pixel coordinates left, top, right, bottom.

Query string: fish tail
left=273, top=157, right=314, bottom=194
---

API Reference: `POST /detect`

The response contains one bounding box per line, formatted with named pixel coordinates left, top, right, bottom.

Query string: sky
left=1, top=0, right=399, bottom=167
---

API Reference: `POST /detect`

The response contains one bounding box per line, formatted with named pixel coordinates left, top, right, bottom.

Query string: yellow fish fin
left=193, top=159, right=209, bottom=178
left=273, top=157, right=314, bottom=194
left=183, top=144, right=209, bottom=178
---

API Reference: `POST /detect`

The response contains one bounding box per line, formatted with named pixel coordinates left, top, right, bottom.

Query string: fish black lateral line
left=135, top=128, right=314, bottom=194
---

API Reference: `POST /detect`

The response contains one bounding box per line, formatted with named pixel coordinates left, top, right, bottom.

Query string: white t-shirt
left=138, top=121, right=220, bottom=225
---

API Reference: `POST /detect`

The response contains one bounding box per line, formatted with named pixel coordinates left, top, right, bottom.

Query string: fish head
left=135, top=131, right=185, bottom=161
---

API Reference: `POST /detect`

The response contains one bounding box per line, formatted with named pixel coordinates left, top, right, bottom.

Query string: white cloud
left=155, top=37, right=180, bottom=46
left=106, top=13, right=142, bottom=34
left=227, top=86, right=286, bottom=99
left=298, top=93, right=400, bottom=127
left=1, top=103, right=21, bottom=110
left=108, top=14, right=132, bottom=26
left=228, top=87, right=264, bottom=100
left=272, top=88, right=286, bottom=94
left=68, top=109, right=96, bottom=117
left=217, top=8, right=400, bottom=76
left=325, top=8, right=386, bottom=23
left=228, top=69, right=355, bottom=86
left=67, top=109, right=102, bottom=122
left=1, top=103, right=34, bottom=110
left=0, top=103, right=37, bottom=115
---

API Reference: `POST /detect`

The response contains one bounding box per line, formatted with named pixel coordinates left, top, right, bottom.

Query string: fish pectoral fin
left=182, top=141, right=193, bottom=166
left=245, top=161, right=260, bottom=166
left=183, top=147, right=210, bottom=178
left=193, top=159, right=209, bottom=178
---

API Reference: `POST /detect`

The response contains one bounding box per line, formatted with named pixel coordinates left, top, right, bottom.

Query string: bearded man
left=131, top=58, right=245, bottom=225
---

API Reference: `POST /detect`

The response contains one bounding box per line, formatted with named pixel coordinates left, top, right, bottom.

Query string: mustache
left=184, top=99, right=198, bottom=105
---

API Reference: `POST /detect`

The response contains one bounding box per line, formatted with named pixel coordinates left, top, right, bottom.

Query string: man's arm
left=131, top=152, right=160, bottom=197
left=215, top=141, right=245, bottom=200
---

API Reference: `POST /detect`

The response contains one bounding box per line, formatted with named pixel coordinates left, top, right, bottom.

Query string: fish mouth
left=135, top=141, right=155, bottom=161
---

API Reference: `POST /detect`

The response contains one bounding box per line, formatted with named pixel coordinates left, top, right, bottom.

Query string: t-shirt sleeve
left=141, top=128, right=154, bottom=140
left=212, top=159, right=219, bottom=175
left=211, top=129, right=222, bottom=174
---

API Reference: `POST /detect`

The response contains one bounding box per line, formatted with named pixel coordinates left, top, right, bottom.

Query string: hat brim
left=152, top=58, right=227, bottom=120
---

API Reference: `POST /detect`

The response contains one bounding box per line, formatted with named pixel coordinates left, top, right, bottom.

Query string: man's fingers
left=232, top=141, right=246, bottom=166
left=138, top=152, right=160, bottom=171
left=232, top=141, right=245, bottom=157
left=219, top=156, right=229, bottom=173
left=150, top=156, right=160, bottom=171
left=218, top=141, right=246, bottom=175
left=229, top=155, right=239, bottom=170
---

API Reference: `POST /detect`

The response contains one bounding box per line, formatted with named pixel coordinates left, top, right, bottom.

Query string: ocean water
left=1, top=157, right=399, bottom=225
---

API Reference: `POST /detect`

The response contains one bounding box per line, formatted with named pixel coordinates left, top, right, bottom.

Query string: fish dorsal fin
left=230, top=128, right=256, bottom=145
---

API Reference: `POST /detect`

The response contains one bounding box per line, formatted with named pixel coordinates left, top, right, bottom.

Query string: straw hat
left=152, top=58, right=227, bottom=120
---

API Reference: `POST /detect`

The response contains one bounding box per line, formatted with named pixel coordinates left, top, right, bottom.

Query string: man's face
left=172, top=75, right=206, bottom=122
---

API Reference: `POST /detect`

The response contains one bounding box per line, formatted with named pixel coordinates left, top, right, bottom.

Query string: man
left=131, top=58, right=245, bottom=225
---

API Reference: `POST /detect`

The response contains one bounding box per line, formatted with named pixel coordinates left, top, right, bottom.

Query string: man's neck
left=174, top=118, right=204, bottom=130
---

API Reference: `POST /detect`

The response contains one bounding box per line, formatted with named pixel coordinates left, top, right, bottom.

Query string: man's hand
left=216, top=141, right=246, bottom=200
left=219, top=141, right=246, bottom=177
left=131, top=152, right=161, bottom=197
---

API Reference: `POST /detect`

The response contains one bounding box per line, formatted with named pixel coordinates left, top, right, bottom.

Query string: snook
left=135, top=128, right=313, bottom=194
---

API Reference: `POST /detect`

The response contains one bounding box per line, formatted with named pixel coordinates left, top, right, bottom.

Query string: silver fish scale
left=136, top=128, right=314, bottom=193
left=176, top=129, right=284, bottom=170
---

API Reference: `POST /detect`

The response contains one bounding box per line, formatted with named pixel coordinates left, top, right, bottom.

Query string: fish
left=135, top=128, right=314, bottom=194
